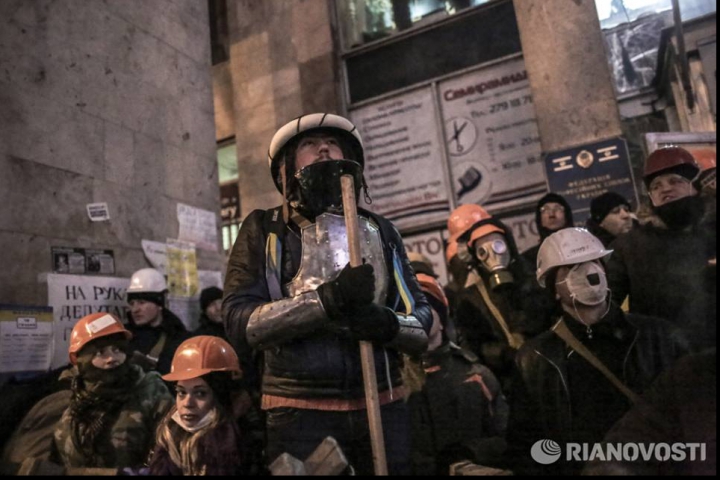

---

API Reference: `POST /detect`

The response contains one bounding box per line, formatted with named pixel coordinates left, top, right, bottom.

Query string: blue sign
left=543, top=137, right=639, bottom=223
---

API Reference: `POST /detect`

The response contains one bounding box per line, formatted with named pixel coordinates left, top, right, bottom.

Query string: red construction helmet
left=163, top=336, right=241, bottom=382
left=68, top=313, right=132, bottom=365
left=644, top=147, right=700, bottom=186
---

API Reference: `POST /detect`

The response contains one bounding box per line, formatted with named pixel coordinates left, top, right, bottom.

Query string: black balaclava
left=654, top=195, right=706, bottom=230
left=535, top=193, right=575, bottom=240
left=281, top=130, right=368, bottom=219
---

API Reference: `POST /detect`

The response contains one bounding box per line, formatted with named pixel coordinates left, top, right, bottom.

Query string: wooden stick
left=341, top=174, right=389, bottom=476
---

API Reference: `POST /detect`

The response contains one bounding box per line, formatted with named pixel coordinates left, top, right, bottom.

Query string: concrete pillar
left=0, top=1, right=222, bottom=305
left=226, top=0, right=340, bottom=216
left=513, top=0, right=623, bottom=152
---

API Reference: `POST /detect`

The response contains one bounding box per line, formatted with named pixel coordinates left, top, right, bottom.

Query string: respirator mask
left=555, top=261, right=609, bottom=306
left=473, top=233, right=514, bottom=290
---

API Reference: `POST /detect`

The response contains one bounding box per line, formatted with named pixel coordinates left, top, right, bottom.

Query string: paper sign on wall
left=141, top=240, right=168, bottom=275
left=0, top=305, right=54, bottom=373
left=166, top=239, right=199, bottom=298
left=47, top=274, right=130, bottom=369
left=403, top=231, right=450, bottom=287
left=350, top=87, right=452, bottom=231
left=177, top=203, right=219, bottom=252
left=438, top=57, right=547, bottom=211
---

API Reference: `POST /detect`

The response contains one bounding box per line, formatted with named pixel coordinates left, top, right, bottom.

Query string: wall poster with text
left=438, top=57, right=547, bottom=211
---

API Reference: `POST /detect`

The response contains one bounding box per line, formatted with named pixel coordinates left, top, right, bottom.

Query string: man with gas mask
left=504, top=228, right=689, bottom=476
left=449, top=205, right=554, bottom=391
left=222, top=113, right=432, bottom=475
left=606, top=146, right=716, bottom=350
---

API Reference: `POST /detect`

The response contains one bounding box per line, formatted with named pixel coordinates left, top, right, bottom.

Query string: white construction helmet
left=127, top=268, right=167, bottom=293
left=536, top=228, right=613, bottom=287
left=267, top=113, right=364, bottom=192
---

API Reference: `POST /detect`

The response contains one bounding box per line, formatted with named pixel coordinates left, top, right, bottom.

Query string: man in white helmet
left=223, top=113, right=432, bottom=475
left=125, top=268, right=190, bottom=375
left=504, top=228, right=688, bottom=476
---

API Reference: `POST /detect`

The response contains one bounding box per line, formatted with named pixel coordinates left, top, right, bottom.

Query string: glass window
left=217, top=141, right=241, bottom=254
left=595, top=0, right=716, bottom=95
left=217, top=142, right=238, bottom=183
left=338, top=0, right=494, bottom=50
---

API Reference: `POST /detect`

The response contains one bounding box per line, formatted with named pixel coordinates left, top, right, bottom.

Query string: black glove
left=347, top=304, right=400, bottom=344
left=317, top=263, right=375, bottom=318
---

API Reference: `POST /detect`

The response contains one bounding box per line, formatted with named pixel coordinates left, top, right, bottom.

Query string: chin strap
left=280, top=162, right=290, bottom=224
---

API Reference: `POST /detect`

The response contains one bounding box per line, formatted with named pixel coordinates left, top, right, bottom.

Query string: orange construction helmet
left=416, top=273, right=448, bottom=307
left=643, top=147, right=699, bottom=186
left=467, top=222, right=505, bottom=247
left=68, top=313, right=132, bottom=365
left=447, top=204, right=504, bottom=247
left=163, top=335, right=241, bottom=382
left=448, top=204, right=492, bottom=242
left=691, top=148, right=717, bottom=172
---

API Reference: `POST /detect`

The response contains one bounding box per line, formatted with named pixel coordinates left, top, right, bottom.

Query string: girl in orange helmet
left=54, top=312, right=172, bottom=470
left=149, top=336, right=246, bottom=476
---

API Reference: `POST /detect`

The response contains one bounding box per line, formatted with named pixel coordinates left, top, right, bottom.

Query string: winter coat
left=126, top=308, right=192, bottom=375
left=223, top=207, right=432, bottom=400
left=149, top=414, right=244, bottom=476
left=504, top=307, right=689, bottom=475
left=408, top=342, right=508, bottom=475
left=583, top=349, right=716, bottom=476
left=606, top=214, right=716, bottom=350
left=192, top=315, right=227, bottom=340
left=53, top=364, right=172, bottom=469
left=454, top=258, right=555, bottom=389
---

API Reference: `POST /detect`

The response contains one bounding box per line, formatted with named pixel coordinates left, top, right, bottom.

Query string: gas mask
left=556, top=261, right=608, bottom=306
left=291, top=159, right=364, bottom=218
left=473, top=233, right=513, bottom=290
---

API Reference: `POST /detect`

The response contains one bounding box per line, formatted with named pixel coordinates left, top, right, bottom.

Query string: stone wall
left=223, top=0, right=341, bottom=216
left=0, top=0, right=223, bottom=305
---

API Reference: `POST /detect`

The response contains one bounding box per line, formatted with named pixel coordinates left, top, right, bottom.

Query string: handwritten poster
left=166, top=239, right=199, bottom=298
left=177, top=203, right=219, bottom=252
left=47, top=274, right=130, bottom=369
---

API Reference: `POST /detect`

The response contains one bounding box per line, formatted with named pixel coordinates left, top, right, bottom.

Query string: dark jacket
left=585, top=217, right=617, bottom=248
left=126, top=308, right=191, bottom=375
left=223, top=207, right=432, bottom=400
left=454, top=258, right=555, bottom=389
left=409, top=342, right=508, bottom=476
left=583, top=349, right=716, bottom=476
left=505, top=307, right=689, bottom=475
left=193, top=314, right=228, bottom=340
left=606, top=217, right=716, bottom=350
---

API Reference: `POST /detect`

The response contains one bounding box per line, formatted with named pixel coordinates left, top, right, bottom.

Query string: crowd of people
left=0, top=113, right=715, bottom=476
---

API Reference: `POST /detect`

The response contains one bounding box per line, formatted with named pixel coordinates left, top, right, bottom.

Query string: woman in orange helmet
left=54, top=312, right=172, bottom=470
left=149, top=336, right=245, bottom=476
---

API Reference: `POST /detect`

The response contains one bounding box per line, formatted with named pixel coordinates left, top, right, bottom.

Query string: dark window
left=345, top=0, right=521, bottom=103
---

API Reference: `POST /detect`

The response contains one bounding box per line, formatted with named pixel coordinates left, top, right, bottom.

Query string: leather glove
left=317, top=263, right=375, bottom=319
left=347, top=304, right=400, bottom=344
